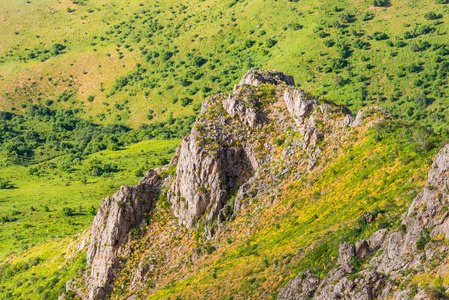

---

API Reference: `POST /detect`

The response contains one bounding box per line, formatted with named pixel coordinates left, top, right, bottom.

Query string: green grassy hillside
left=0, top=138, right=179, bottom=259
left=2, top=0, right=449, bottom=133
left=2, top=0, right=449, bottom=299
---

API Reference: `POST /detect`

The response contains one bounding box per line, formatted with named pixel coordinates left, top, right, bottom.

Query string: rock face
left=168, top=133, right=258, bottom=228
left=222, top=94, right=258, bottom=127
left=278, top=144, right=449, bottom=300
left=167, top=70, right=363, bottom=229
left=277, top=271, right=320, bottom=300
left=336, top=242, right=355, bottom=265
left=83, top=170, right=161, bottom=300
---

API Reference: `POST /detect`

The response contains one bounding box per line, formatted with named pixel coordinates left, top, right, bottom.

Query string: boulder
left=283, top=88, right=318, bottom=126
left=355, top=240, right=370, bottom=259
left=337, top=242, right=355, bottom=265
left=277, top=270, right=320, bottom=300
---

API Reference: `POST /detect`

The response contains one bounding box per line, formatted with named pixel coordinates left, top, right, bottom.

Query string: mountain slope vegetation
left=2, top=0, right=449, bottom=133
left=2, top=0, right=449, bottom=298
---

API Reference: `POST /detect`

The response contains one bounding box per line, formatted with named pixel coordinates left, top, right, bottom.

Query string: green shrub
left=265, top=38, right=277, bottom=48
left=424, top=12, right=441, bottom=20
left=352, top=39, right=367, bottom=50
left=372, top=0, right=388, bottom=7
left=180, top=97, right=193, bottom=107
left=416, top=234, right=430, bottom=250
left=0, top=179, right=14, bottom=189
left=373, top=32, right=388, bottom=40
left=361, top=12, right=374, bottom=21
left=334, top=75, right=345, bottom=86
left=61, top=207, right=74, bottom=217
left=377, top=220, right=390, bottom=229
left=274, top=138, right=284, bottom=146
left=205, top=244, right=216, bottom=254
left=87, top=205, right=97, bottom=215
left=424, top=286, right=448, bottom=299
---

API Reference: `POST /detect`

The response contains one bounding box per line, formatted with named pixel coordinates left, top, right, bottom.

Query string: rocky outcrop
left=278, top=143, right=449, bottom=300
left=278, top=241, right=389, bottom=300
left=283, top=88, right=318, bottom=126
left=82, top=170, right=161, bottom=300
left=351, top=106, right=391, bottom=127
left=336, top=242, right=355, bottom=265
left=168, top=132, right=258, bottom=228
left=238, top=70, right=295, bottom=87
left=222, top=94, right=258, bottom=127
left=370, top=144, right=449, bottom=276
left=355, top=240, right=370, bottom=259
left=167, top=70, right=367, bottom=229
left=277, top=271, right=320, bottom=300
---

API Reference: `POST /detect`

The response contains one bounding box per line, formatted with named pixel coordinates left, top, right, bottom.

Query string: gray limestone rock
left=351, top=107, right=391, bottom=127
left=337, top=242, right=355, bottom=265
left=83, top=171, right=160, bottom=300
left=367, top=229, right=387, bottom=250
left=277, top=270, right=320, bottom=300
left=223, top=94, right=258, bottom=127
left=239, top=70, right=295, bottom=87
left=355, top=240, right=370, bottom=259
left=283, top=88, right=318, bottom=126
left=167, top=133, right=258, bottom=228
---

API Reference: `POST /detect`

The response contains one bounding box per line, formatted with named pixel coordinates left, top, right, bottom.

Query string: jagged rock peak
left=238, top=70, right=295, bottom=87
left=168, top=70, right=390, bottom=230
left=168, top=71, right=306, bottom=229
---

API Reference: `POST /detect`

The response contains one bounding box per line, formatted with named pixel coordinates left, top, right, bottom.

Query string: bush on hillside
left=372, top=0, right=388, bottom=6
left=0, top=179, right=14, bottom=189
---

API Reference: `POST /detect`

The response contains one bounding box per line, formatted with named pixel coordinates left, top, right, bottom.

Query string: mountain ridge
left=58, top=70, right=439, bottom=300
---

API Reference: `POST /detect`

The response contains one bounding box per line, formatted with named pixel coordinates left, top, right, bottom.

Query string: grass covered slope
left=2, top=0, right=449, bottom=132
left=0, top=106, right=180, bottom=299
left=0, top=138, right=179, bottom=260
left=0, top=237, right=88, bottom=300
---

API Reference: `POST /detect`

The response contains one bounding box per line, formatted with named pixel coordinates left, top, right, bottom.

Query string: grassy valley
left=0, top=136, right=179, bottom=299
left=0, top=138, right=179, bottom=259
